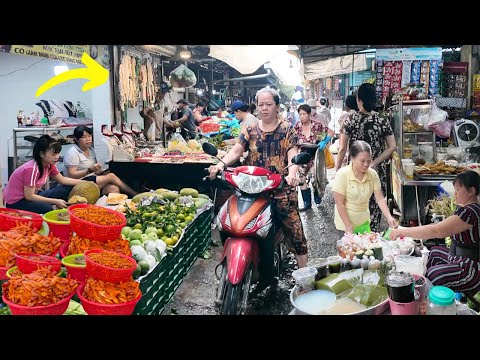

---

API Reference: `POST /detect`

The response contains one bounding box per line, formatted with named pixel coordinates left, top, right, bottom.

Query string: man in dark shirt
left=175, top=99, right=197, bottom=139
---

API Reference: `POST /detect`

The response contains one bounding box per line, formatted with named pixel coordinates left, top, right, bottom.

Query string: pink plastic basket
left=76, top=282, right=141, bottom=315
left=85, top=249, right=136, bottom=283
left=2, top=291, right=75, bottom=315
left=0, top=208, right=43, bottom=231
left=15, top=253, right=62, bottom=274
left=68, top=204, right=126, bottom=242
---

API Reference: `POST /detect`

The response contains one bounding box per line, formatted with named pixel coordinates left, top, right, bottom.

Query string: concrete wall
left=0, top=50, right=113, bottom=190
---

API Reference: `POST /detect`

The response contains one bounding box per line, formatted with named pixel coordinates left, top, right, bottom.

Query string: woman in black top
left=336, top=83, right=397, bottom=232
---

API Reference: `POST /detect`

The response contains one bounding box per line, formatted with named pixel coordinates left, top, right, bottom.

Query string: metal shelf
left=12, top=127, right=75, bottom=170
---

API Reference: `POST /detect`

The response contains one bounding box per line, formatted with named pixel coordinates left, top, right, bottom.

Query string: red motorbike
left=203, top=143, right=310, bottom=315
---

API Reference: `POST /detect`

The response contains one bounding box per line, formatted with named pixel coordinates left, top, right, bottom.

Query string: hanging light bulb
left=179, top=45, right=191, bottom=59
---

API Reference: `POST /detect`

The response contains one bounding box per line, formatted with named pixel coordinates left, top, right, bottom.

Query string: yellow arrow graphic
left=35, top=52, right=109, bottom=97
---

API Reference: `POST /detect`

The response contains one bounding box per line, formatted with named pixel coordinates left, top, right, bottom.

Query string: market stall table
left=109, top=157, right=215, bottom=194
left=389, top=154, right=445, bottom=226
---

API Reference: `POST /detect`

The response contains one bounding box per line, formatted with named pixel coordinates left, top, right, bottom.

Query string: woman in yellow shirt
left=332, top=140, right=398, bottom=235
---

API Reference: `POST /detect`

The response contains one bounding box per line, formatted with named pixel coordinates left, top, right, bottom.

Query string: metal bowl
left=290, top=285, right=390, bottom=315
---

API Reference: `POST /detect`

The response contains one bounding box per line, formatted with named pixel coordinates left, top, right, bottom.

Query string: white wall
left=0, top=51, right=113, bottom=188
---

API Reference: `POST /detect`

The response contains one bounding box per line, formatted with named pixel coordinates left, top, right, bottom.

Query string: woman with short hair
left=332, top=140, right=398, bottom=236
left=336, top=83, right=397, bottom=232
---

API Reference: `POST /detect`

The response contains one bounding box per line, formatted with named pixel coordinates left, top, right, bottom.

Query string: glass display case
left=389, top=99, right=436, bottom=165
left=387, top=100, right=442, bottom=226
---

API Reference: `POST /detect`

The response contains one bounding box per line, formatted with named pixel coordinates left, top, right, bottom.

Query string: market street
left=163, top=170, right=340, bottom=315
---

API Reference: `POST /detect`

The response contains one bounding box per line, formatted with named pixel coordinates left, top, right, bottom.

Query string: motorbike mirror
left=292, top=152, right=311, bottom=165
left=202, top=142, right=218, bottom=156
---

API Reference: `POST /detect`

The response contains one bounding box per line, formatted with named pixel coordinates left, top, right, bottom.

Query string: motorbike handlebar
left=203, top=168, right=304, bottom=187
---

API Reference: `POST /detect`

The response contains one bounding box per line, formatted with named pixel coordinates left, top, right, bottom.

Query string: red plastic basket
left=84, top=249, right=136, bottom=283
left=68, top=204, right=126, bottom=242
left=15, top=253, right=62, bottom=274
left=2, top=291, right=75, bottom=315
left=76, top=282, right=141, bottom=315
left=0, top=266, right=10, bottom=280
left=200, top=123, right=220, bottom=133
left=59, top=241, right=71, bottom=258
left=0, top=208, right=43, bottom=231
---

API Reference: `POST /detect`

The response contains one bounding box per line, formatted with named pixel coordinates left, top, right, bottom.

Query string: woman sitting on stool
left=3, top=135, right=87, bottom=213
left=390, top=170, right=480, bottom=292
left=63, top=125, right=137, bottom=197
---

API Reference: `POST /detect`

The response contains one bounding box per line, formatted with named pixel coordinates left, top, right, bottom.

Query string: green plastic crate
left=134, top=209, right=212, bottom=315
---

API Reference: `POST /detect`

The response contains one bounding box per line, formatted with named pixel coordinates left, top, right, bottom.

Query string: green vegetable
left=63, top=300, right=86, bottom=315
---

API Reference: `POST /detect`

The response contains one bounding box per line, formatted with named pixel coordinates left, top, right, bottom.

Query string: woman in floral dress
left=337, top=83, right=397, bottom=232
left=295, top=104, right=334, bottom=210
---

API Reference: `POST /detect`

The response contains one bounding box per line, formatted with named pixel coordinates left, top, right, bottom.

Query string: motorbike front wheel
left=313, top=147, right=328, bottom=198
left=221, top=265, right=253, bottom=315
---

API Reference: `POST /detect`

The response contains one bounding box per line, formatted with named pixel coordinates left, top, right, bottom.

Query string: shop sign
left=443, top=62, right=468, bottom=74
left=376, top=47, right=442, bottom=61
left=0, top=45, right=90, bottom=65
left=473, top=74, right=480, bottom=92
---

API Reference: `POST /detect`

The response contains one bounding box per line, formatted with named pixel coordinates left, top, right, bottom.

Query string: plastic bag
left=147, top=121, right=156, bottom=142
left=428, top=102, right=448, bottom=126
left=169, top=64, right=197, bottom=88
left=167, top=132, right=190, bottom=153
left=324, top=146, right=335, bottom=169
left=428, top=119, right=454, bottom=138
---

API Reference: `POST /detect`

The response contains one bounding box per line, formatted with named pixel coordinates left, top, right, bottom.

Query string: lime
left=133, top=223, right=143, bottom=230
left=176, top=214, right=185, bottom=221
left=156, top=228, right=164, bottom=237
left=164, top=237, right=175, bottom=246
left=171, top=235, right=179, bottom=244
left=138, top=260, right=150, bottom=275
left=132, top=263, right=142, bottom=279
left=184, top=216, right=193, bottom=223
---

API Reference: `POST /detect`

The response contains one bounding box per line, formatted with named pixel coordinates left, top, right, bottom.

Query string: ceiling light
left=180, top=50, right=192, bottom=59
left=197, top=90, right=203, bottom=96
left=54, top=65, right=69, bottom=75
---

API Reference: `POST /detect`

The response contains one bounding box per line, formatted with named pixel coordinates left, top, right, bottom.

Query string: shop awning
left=303, top=54, right=368, bottom=80
left=208, top=45, right=288, bottom=74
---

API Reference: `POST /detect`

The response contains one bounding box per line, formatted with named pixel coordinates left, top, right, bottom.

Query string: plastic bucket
left=43, top=209, right=71, bottom=241
left=388, top=298, right=419, bottom=315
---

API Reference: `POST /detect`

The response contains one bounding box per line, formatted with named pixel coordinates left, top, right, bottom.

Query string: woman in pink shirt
left=3, top=135, right=88, bottom=214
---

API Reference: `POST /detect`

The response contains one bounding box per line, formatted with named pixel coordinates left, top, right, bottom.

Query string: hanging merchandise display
left=375, top=47, right=442, bottom=105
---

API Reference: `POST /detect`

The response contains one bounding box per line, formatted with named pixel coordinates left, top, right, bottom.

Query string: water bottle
left=426, top=286, right=456, bottom=315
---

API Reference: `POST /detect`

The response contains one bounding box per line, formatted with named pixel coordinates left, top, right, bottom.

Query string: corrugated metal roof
left=300, top=45, right=372, bottom=63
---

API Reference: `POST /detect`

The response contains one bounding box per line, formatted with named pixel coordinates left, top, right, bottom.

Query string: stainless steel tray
left=414, top=173, right=457, bottom=181
left=290, top=285, right=390, bottom=315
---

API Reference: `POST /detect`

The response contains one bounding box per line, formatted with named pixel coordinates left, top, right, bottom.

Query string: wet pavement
left=163, top=168, right=343, bottom=315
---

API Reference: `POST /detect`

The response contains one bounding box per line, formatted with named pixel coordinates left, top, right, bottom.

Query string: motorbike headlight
left=231, top=173, right=274, bottom=194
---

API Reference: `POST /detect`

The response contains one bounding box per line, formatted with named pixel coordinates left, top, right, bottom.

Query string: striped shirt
left=2, top=160, right=59, bottom=204
left=453, top=203, right=480, bottom=248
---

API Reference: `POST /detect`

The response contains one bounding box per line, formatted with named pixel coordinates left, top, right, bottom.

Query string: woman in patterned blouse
left=295, top=104, right=334, bottom=210
left=390, top=171, right=480, bottom=292
left=336, top=83, right=397, bottom=232
left=208, top=87, right=308, bottom=279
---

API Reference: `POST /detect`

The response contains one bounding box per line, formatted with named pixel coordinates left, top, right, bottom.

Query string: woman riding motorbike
left=209, top=87, right=308, bottom=282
